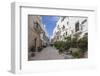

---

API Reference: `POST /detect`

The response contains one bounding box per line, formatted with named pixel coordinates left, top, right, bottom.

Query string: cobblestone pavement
left=29, top=46, right=65, bottom=60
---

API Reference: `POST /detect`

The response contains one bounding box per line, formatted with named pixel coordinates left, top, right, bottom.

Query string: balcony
left=34, top=22, right=42, bottom=33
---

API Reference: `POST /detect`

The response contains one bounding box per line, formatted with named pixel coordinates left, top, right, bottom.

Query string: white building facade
left=52, top=16, right=88, bottom=42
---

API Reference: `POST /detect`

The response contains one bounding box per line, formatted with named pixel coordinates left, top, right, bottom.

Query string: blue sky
left=41, top=16, right=59, bottom=39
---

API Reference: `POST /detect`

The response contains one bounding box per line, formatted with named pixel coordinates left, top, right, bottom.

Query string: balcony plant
left=38, top=47, right=43, bottom=52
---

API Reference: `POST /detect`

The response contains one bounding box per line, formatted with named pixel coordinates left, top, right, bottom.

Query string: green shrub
left=54, top=41, right=58, bottom=48
left=66, top=36, right=71, bottom=41
left=65, top=41, right=71, bottom=50
left=59, top=47, right=65, bottom=54
left=71, top=37, right=78, bottom=48
left=37, top=47, right=43, bottom=52
left=30, top=46, right=36, bottom=52
left=54, top=35, right=88, bottom=55
left=78, top=36, right=88, bottom=52
left=71, top=33, right=80, bottom=48
left=54, top=41, right=65, bottom=53
left=54, top=36, right=72, bottom=53
left=72, top=51, right=80, bottom=58
left=54, top=41, right=64, bottom=49
left=72, top=49, right=83, bottom=58
left=64, top=36, right=71, bottom=51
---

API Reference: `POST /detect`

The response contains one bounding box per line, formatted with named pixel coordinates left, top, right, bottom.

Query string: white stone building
left=52, top=16, right=88, bottom=42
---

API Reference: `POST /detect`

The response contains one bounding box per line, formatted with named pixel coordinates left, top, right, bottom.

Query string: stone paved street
left=29, top=46, right=65, bottom=60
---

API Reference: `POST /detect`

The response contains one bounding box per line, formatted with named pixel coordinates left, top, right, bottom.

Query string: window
left=81, top=24, right=83, bottom=31
left=75, top=21, right=79, bottom=32
left=34, top=22, right=38, bottom=29
left=82, top=19, right=87, bottom=24
left=34, top=22, right=41, bottom=32
left=67, top=21, right=69, bottom=25
left=57, top=36, right=59, bottom=40
left=57, top=25, right=59, bottom=29
left=85, top=33, right=88, bottom=36
left=61, top=16, right=66, bottom=22
left=66, top=32, right=67, bottom=35
left=62, top=25, right=65, bottom=29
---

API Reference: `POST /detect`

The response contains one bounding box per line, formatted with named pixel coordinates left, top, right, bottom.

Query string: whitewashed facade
left=52, top=16, right=88, bottom=42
